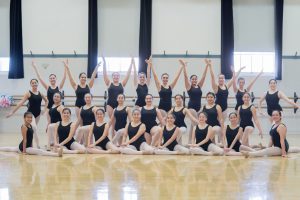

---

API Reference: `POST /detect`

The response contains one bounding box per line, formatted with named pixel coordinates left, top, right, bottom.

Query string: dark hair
left=174, top=94, right=183, bottom=100
left=167, top=113, right=176, bottom=120
left=62, top=107, right=71, bottom=114
left=118, top=93, right=126, bottom=100
left=53, top=92, right=62, bottom=98
left=96, top=108, right=105, bottom=114
left=229, top=112, right=237, bottom=118
left=190, top=75, right=198, bottom=80
left=206, top=92, right=216, bottom=98
left=161, top=73, right=169, bottom=79
left=24, top=112, right=33, bottom=118
left=272, top=110, right=282, bottom=117
left=49, top=74, right=56, bottom=78
left=269, top=79, right=277, bottom=84
left=237, top=77, right=245, bottom=82
left=132, top=108, right=141, bottom=114
left=30, top=79, right=39, bottom=84
left=145, top=94, right=153, bottom=99
left=218, top=74, right=225, bottom=77
left=242, top=92, right=251, bottom=98
left=79, top=72, right=87, bottom=78
left=198, top=111, right=208, bottom=118
left=84, top=93, right=93, bottom=98
left=138, top=72, right=146, bottom=77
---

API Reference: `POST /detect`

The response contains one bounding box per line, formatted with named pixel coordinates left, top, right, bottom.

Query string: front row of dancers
left=1, top=92, right=300, bottom=158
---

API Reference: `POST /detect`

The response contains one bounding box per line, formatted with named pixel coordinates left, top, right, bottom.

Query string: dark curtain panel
left=275, top=0, right=283, bottom=80
left=9, top=0, right=24, bottom=79
left=87, top=0, right=98, bottom=78
left=139, top=0, right=152, bottom=73
left=221, top=0, right=234, bottom=79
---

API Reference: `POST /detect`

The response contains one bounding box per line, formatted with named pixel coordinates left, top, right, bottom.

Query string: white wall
left=0, top=0, right=10, bottom=56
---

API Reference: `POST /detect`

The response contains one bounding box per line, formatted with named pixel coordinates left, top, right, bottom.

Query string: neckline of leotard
left=197, top=124, right=209, bottom=130
left=173, top=107, right=184, bottom=112
left=116, top=106, right=127, bottom=111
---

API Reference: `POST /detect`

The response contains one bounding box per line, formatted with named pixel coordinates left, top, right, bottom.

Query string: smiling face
left=24, top=113, right=33, bottom=124
left=229, top=113, right=238, bottom=126
left=79, top=73, right=87, bottom=85
left=190, top=75, right=198, bottom=86
left=166, top=114, right=175, bottom=125
left=112, top=72, right=120, bottom=83
left=138, top=73, right=146, bottom=84
left=271, top=110, right=281, bottom=123
left=198, top=112, right=207, bottom=124
left=49, top=74, right=57, bottom=85
left=84, top=93, right=92, bottom=105
left=206, top=93, right=215, bottom=105
left=269, top=79, right=277, bottom=90
left=30, top=79, right=39, bottom=90
left=96, top=109, right=105, bottom=121
left=242, top=93, right=251, bottom=104
left=53, top=93, right=61, bottom=104
left=117, top=94, right=125, bottom=105
left=132, top=109, right=141, bottom=122
left=62, top=108, right=71, bottom=121
left=218, top=74, right=225, bottom=85
left=175, top=95, right=183, bottom=106
left=238, top=78, right=245, bottom=89
left=145, top=94, right=153, bottom=105
left=161, top=73, right=169, bottom=85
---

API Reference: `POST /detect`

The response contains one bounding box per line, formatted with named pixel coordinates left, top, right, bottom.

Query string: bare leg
left=208, top=143, right=224, bottom=155
left=26, top=147, right=60, bottom=157
left=144, top=132, right=151, bottom=144
left=212, top=126, right=222, bottom=144
left=174, top=144, right=190, bottom=154
left=31, top=116, right=40, bottom=148
left=75, top=125, right=90, bottom=146
left=150, top=126, right=162, bottom=146
left=47, top=123, right=56, bottom=150
left=75, top=107, right=80, bottom=119
left=106, top=105, right=114, bottom=119
left=177, top=127, right=187, bottom=145
left=71, top=142, right=86, bottom=153
left=222, top=109, right=228, bottom=122
left=159, top=109, right=167, bottom=123
left=140, top=142, right=155, bottom=154
left=112, top=128, right=125, bottom=145
left=190, top=147, right=213, bottom=156
left=106, top=142, right=120, bottom=152
left=188, top=109, right=198, bottom=144
left=247, top=147, right=282, bottom=157
left=241, top=127, right=254, bottom=146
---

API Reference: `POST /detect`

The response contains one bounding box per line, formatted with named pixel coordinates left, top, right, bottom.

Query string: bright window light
left=98, top=57, right=139, bottom=74
left=0, top=57, right=9, bottom=72
left=234, top=52, right=275, bottom=73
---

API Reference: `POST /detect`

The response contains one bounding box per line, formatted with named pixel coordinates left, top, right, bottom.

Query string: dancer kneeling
left=189, top=112, right=224, bottom=156
left=87, top=109, right=120, bottom=154
left=120, top=109, right=155, bottom=155
left=155, top=113, right=190, bottom=155
left=243, top=110, right=300, bottom=158
left=54, top=108, right=86, bottom=154
left=0, top=112, right=62, bottom=157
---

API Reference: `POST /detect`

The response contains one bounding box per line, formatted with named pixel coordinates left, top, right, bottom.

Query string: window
left=234, top=52, right=275, bottom=74
left=98, top=57, right=139, bottom=74
left=0, top=57, right=9, bottom=72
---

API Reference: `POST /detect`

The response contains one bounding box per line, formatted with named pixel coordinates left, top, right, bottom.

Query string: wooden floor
left=0, top=133, right=300, bottom=200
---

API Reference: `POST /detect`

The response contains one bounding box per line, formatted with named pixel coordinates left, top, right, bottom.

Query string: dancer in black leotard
left=223, top=112, right=255, bottom=156
left=154, top=113, right=190, bottom=155
left=259, top=79, right=299, bottom=121
left=47, top=92, right=64, bottom=150
left=120, top=109, right=155, bottom=154
left=76, top=93, right=98, bottom=146
left=232, top=67, right=263, bottom=110
left=64, top=59, right=99, bottom=118
left=201, top=92, right=225, bottom=144
left=133, top=56, right=151, bottom=107
left=54, top=108, right=86, bottom=154
left=110, top=94, right=132, bottom=145
left=243, top=110, right=300, bottom=158
left=87, top=109, right=120, bottom=154
left=7, top=79, right=48, bottom=148
left=0, top=112, right=62, bottom=156
left=151, top=59, right=184, bottom=116
left=238, top=93, right=263, bottom=146
left=140, top=94, right=165, bottom=145
left=102, top=56, right=132, bottom=118
left=189, top=112, right=223, bottom=155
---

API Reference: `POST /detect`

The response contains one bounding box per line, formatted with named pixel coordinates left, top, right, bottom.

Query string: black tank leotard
left=195, top=125, right=212, bottom=151
left=141, top=107, right=158, bottom=133
left=158, top=86, right=172, bottom=112
left=49, top=105, right=62, bottom=123
left=114, top=107, right=128, bottom=131
left=235, top=89, right=246, bottom=110
left=187, top=86, right=202, bottom=112
left=47, top=86, right=60, bottom=109
left=135, top=84, right=148, bottom=107
left=57, top=122, right=75, bottom=150
left=266, top=91, right=282, bottom=116
left=107, top=83, right=124, bottom=109
left=93, top=123, right=110, bottom=150
left=239, top=105, right=254, bottom=130
left=173, top=107, right=187, bottom=128
left=75, top=85, right=90, bottom=108
left=80, top=106, right=95, bottom=126
left=162, top=126, right=178, bottom=151
left=215, top=86, right=229, bottom=112
left=19, top=125, right=33, bottom=152
left=226, top=125, right=241, bottom=152
left=27, top=91, right=42, bottom=118
left=127, top=123, right=146, bottom=151
left=203, top=104, right=220, bottom=127
left=270, top=124, right=289, bottom=152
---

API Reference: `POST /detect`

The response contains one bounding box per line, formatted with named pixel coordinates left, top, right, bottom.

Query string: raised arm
left=207, top=59, right=218, bottom=93
left=246, top=68, right=263, bottom=92
left=150, top=63, right=161, bottom=91
left=59, top=64, right=67, bottom=90
left=133, top=57, right=138, bottom=88
left=146, top=57, right=151, bottom=86
left=180, top=59, right=191, bottom=91
left=227, top=66, right=245, bottom=89
left=121, top=58, right=133, bottom=87
left=169, top=64, right=184, bottom=89
left=102, top=56, right=111, bottom=87
left=21, top=125, right=28, bottom=154
left=32, top=61, right=48, bottom=90
left=232, top=70, right=238, bottom=93
left=6, top=92, right=29, bottom=118
left=279, top=91, right=300, bottom=108
left=198, top=63, right=209, bottom=88
left=277, top=124, right=287, bottom=157
left=88, top=62, right=101, bottom=88
left=252, top=106, right=263, bottom=138
left=63, top=60, right=77, bottom=90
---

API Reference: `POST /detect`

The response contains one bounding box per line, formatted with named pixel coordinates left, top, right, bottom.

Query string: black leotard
left=239, top=105, right=254, bottom=130
left=141, top=107, right=158, bottom=133
left=127, top=123, right=146, bottom=151
left=19, top=125, right=33, bottom=152
left=162, top=126, right=178, bottom=151
left=49, top=105, right=62, bottom=123
left=187, top=86, right=202, bottom=112
left=203, top=104, right=220, bottom=127
left=270, top=124, right=289, bottom=152
left=75, top=85, right=90, bottom=108
left=135, top=84, right=148, bottom=107
left=235, top=89, right=246, bottom=110
left=114, top=107, right=128, bottom=131
left=226, top=125, right=241, bottom=152
left=107, top=83, right=124, bottom=109
left=47, top=86, right=60, bottom=109
left=80, top=106, right=95, bottom=126
left=195, top=125, right=212, bottom=151
left=93, top=123, right=110, bottom=150
left=215, top=86, right=229, bottom=112
left=27, top=91, right=42, bottom=118
left=266, top=91, right=282, bottom=116
left=173, top=107, right=187, bottom=128
left=158, top=86, right=172, bottom=112
left=57, top=122, right=75, bottom=150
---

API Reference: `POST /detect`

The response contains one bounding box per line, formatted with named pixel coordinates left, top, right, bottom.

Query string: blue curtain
left=275, top=0, right=283, bottom=80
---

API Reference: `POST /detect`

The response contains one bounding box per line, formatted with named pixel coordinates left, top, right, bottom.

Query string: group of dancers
left=1, top=57, right=300, bottom=158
